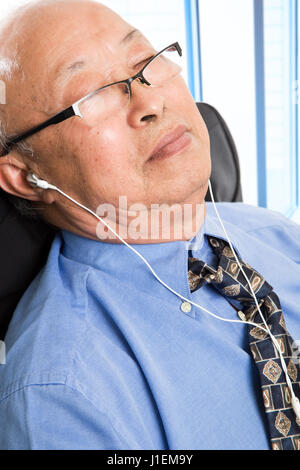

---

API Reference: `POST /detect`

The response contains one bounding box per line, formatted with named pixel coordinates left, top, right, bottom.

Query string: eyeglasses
left=1, top=42, right=182, bottom=156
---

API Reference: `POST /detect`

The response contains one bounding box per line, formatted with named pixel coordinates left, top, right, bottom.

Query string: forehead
left=48, top=8, right=136, bottom=74
left=16, top=3, right=147, bottom=96
left=54, top=28, right=144, bottom=83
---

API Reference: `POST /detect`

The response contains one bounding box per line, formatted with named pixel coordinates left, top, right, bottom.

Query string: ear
left=0, top=152, right=44, bottom=201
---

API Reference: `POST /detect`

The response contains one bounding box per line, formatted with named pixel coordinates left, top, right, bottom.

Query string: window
left=199, top=0, right=258, bottom=206
left=254, top=0, right=299, bottom=220
left=262, top=0, right=298, bottom=217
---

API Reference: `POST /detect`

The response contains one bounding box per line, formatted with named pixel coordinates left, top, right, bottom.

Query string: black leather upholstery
left=0, top=102, right=243, bottom=339
left=199, top=103, right=243, bottom=203
left=0, top=196, right=55, bottom=339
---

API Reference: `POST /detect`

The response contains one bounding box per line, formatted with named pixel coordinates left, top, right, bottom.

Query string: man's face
left=9, top=1, right=211, bottom=222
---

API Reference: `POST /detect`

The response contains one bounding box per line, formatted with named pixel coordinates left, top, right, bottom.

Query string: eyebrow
left=121, top=28, right=140, bottom=44
left=66, top=60, right=86, bottom=73
left=55, top=59, right=87, bottom=86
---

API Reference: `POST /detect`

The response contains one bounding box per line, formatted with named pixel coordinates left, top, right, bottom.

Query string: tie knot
left=188, top=235, right=274, bottom=301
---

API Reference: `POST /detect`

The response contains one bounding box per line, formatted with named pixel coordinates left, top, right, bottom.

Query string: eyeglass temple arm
left=173, top=42, right=182, bottom=56
left=1, top=106, right=76, bottom=156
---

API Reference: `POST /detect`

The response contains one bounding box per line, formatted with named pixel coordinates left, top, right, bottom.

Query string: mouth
left=148, top=125, right=192, bottom=162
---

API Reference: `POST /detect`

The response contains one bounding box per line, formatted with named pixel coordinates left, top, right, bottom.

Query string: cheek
left=88, top=125, right=129, bottom=173
left=165, top=77, right=207, bottom=131
left=195, top=114, right=210, bottom=145
left=71, top=123, right=140, bottom=203
left=174, top=82, right=210, bottom=144
left=96, top=126, right=125, bottom=152
left=168, top=76, right=194, bottom=106
left=70, top=118, right=129, bottom=169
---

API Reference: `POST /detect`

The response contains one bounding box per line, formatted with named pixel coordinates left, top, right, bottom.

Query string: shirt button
left=181, top=301, right=192, bottom=313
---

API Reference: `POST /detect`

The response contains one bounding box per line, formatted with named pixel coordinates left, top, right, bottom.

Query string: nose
left=127, top=79, right=165, bottom=128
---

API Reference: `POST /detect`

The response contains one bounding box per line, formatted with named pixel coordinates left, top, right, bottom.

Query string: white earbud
left=27, top=172, right=55, bottom=190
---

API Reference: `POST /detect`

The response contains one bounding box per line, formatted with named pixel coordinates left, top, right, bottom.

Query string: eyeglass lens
left=78, top=45, right=182, bottom=126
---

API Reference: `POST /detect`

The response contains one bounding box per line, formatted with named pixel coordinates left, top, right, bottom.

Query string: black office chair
left=198, top=103, right=242, bottom=203
left=0, top=102, right=243, bottom=339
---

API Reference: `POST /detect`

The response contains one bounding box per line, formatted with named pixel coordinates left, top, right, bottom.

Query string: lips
left=148, top=125, right=191, bottom=161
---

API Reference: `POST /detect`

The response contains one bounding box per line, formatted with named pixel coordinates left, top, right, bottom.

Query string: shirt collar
left=61, top=203, right=245, bottom=274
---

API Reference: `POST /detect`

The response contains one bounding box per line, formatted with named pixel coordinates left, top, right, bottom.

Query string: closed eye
left=135, top=55, right=155, bottom=69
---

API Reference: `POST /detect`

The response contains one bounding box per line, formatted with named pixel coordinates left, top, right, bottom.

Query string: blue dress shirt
left=0, top=202, right=299, bottom=450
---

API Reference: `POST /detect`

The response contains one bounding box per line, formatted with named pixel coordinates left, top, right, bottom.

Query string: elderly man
left=0, top=0, right=300, bottom=451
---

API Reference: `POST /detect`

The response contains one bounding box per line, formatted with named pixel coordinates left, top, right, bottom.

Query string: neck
left=39, top=199, right=207, bottom=245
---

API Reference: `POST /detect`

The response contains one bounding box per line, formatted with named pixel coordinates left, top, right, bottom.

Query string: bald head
left=0, top=0, right=114, bottom=57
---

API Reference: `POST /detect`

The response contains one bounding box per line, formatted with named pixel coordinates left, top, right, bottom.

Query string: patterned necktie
left=188, top=234, right=300, bottom=450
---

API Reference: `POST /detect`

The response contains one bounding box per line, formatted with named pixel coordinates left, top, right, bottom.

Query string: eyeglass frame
left=1, top=42, right=182, bottom=156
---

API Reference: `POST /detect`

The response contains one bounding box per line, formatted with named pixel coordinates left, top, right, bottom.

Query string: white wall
left=199, top=0, right=258, bottom=206
left=0, top=0, right=24, bottom=18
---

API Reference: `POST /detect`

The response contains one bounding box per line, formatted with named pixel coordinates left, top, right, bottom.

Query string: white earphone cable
left=30, top=174, right=300, bottom=420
